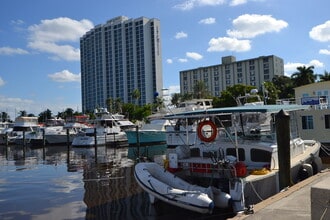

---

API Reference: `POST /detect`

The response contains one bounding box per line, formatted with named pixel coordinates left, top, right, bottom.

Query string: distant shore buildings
left=80, top=16, right=163, bottom=113
left=79, top=15, right=286, bottom=114
left=180, top=55, right=284, bottom=96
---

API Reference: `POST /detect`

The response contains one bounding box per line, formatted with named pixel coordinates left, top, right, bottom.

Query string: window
left=302, top=115, right=314, bottom=129
left=226, top=148, right=245, bottom=161
left=325, top=115, right=330, bottom=129
left=250, top=149, right=271, bottom=162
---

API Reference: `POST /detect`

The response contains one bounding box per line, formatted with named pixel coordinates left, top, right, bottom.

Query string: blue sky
left=1, top=0, right=330, bottom=119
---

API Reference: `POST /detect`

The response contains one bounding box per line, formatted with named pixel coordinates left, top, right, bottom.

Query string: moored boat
left=138, top=103, right=322, bottom=214
left=134, top=162, right=232, bottom=214
left=71, top=108, right=130, bottom=147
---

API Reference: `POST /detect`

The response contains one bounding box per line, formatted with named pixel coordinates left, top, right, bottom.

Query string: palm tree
left=193, top=81, right=210, bottom=99
left=171, top=93, right=181, bottom=107
left=291, top=65, right=316, bottom=87
left=132, top=88, right=141, bottom=105
left=106, top=97, right=113, bottom=113
left=19, top=110, right=27, bottom=117
left=319, top=70, right=330, bottom=81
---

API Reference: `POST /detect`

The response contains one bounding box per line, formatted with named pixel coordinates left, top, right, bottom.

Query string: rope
left=247, top=180, right=264, bottom=202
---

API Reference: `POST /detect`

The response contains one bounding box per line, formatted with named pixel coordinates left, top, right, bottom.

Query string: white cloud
left=166, top=59, right=173, bottom=64
left=199, top=17, right=216, bottom=25
left=207, top=37, right=251, bottom=52
left=178, top=58, right=188, bottom=63
left=0, top=95, right=81, bottom=120
left=229, top=0, right=247, bottom=6
left=309, top=20, right=330, bottom=42
left=173, top=0, right=226, bottom=11
left=284, top=60, right=324, bottom=75
left=168, top=85, right=181, bottom=95
left=186, top=52, right=203, bottom=60
left=0, top=95, right=35, bottom=119
left=319, top=49, right=330, bottom=55
left=173, top=0, right=264, bottom=10
left=227, top=14, right=288, bottom=38
left=175, top=31, right=188, bottom=39
left=27, top=17, right=94, bottom=61
left=0, top=77, right=5, bottom=86
left=309, top=59, right=324, bottom=68
left=0, top=47, right=29, bottom=55
left=48, top=70, right=81, bottom=82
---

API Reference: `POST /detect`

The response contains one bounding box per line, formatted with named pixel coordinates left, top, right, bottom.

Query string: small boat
left=134, top=162, right=231, bottom=214
left=71, top=108, right=131, bottom=147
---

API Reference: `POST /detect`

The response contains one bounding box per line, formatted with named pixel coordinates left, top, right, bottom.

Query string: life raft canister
left=235, top=161, right=247, bottom=177
left=197, top=120, right=217, bottom=142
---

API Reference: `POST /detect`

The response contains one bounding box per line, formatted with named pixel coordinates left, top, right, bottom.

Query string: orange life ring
left=197, top=120, right=217, bottom=142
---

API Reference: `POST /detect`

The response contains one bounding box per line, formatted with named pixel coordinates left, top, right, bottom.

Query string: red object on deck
left=190, top=163, right=212, bottom=173
left=235, top=161, right=247, bottom=177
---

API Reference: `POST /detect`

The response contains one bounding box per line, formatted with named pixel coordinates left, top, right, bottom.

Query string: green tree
left=263, top=81, right=279, bottom=104
left=63, top=108, right=74, bottom=120
left=272, top=75, right=294, bottom=99
left=153, top=97, right=164, bottom=112
left=214, top=84, right=257, bottom=107
left=1, top=112, right=10, bottom=122
left=291, top=65, right=316, bottom=87
left=171, top=93, right=181, bottom=107
left=106, top=97, right=114, bottom=113
left=319, top=70, right=330, bottom=81
left=19, top=110, right=27, bottom=117
left=193, top=81, right=210, bottom=99
left=132, top=88, right=141, bottom=105
left=38, top=109, right=52, bottom=123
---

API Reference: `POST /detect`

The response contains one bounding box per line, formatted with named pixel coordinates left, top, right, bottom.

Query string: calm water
left=0, top=144, right=235, bottom=220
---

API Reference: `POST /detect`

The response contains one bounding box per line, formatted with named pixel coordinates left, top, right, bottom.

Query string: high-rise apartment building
left=80, top=16, right=163, bottom=113
left=180, top=55, right=284, bottom=96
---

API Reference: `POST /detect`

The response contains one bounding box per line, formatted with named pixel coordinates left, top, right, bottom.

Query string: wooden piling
left=42, top=129, right=46, bottom=146
left=94, top=128, right=97, bottom=163
left=136, top=125, right=140, bottom=159
left=66, top=128, right=70, bottom=147
left=275, top=109, right=293, bottom=190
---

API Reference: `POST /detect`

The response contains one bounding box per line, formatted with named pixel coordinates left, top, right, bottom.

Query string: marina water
left=0, top=144, right=235, bottom=220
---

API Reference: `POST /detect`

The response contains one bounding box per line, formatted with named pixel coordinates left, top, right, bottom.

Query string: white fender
left=230, top=179, right=245, bottom=213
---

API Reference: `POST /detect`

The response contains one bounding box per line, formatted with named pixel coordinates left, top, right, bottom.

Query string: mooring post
left=5, top=132, right=9, bottom=146
left=94, top=127, right=97, bottom=163
left=275, top=109, right=293, bottom=190
left=23, top=130, right=26, bottom=147
left=66, top=128, right=70, bottom=148
left=42, top=129, right=46, bottom=146
left=136, top=125, right=140, bottom=159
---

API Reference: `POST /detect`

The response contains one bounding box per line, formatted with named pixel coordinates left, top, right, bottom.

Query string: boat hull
left=71, top=132, right=127, bottom=147
left=134, top=162, right=215, bottom=214
left=126, top=130, right=166, bottom=146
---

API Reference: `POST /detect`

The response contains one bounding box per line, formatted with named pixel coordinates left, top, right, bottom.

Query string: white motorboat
left=134, top=162, right=231, bottom=214
left=158, top=103, right=322, bottom=213
left=0, top=122, right=14, bottom=144
left=71, top=108, right=130, bottom=147
left=11, top=116, right=41, bottom=145
left=125, top=114, right=171, bottom=146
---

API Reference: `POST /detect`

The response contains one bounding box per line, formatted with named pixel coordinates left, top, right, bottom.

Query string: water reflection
left=0, top=145, right=234, bottom=220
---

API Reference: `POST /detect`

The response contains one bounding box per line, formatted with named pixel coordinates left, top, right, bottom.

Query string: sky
left=1, top=0, right=330, bottom=119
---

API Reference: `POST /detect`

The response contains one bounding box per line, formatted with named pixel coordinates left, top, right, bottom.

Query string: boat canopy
left=164, top=104, right=310, bottom=119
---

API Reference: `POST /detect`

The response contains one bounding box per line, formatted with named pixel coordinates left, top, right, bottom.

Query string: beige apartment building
left=180, top=55, right=284, bottom=96
left=294, top=81, right=330, bottom=145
